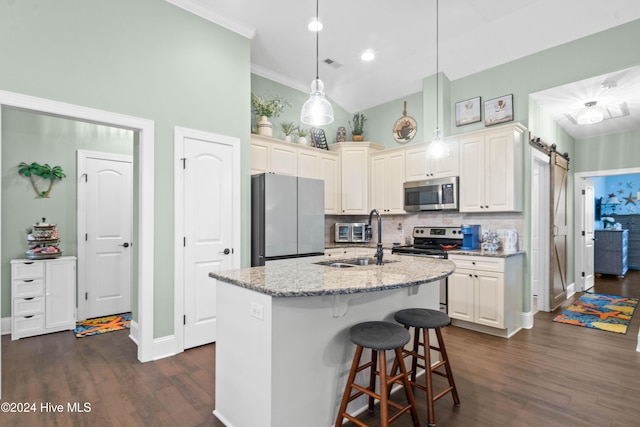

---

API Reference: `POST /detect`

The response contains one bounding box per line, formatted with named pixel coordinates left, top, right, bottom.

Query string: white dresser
left=11, top=256, right=77, bottom=340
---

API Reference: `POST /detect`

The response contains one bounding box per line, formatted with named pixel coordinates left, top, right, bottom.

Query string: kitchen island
left=209, top=254, right=455, bottom=427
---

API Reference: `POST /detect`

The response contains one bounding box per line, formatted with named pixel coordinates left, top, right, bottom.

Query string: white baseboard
left=153, top=334, right=177, bottom=361
left=567, top=282, right=576, bottom=298
left=129, top=319, right=140, bottom=345
left=521, top=311, right=534, bottom=329
left=1, top=317, right=11, bottom=335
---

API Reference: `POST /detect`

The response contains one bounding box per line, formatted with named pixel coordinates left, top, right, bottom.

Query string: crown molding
left=251, top=64, right=308, bottom=94
left=165, top=0, right=256, bottom=39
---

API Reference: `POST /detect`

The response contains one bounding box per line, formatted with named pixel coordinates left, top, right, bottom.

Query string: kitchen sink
left=314, top=258, right=397, bottom=268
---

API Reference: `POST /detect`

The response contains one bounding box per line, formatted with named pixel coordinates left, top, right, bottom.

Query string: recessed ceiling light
left=308, top=18, right=323, bottom=32
left=361, top=49, right=375, bottom=61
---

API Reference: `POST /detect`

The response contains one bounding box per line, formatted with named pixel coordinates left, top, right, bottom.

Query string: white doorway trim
left=574, top=166, right=640, bottom=353
left=0, top=90, right=155, bottom=363
left=173, top=126, right=242, bottom=353
left=573, top=166, right=640, bottom=287
left=529, top=147, right=551, bottom=322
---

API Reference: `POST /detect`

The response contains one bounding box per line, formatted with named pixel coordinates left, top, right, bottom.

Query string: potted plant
left=18, top=162, right=66, bottom=198
left=281, top=122, right=297, bottom=142
left=349, top=113, right=366, bottom=141
left=295, top=126, right=309, bottom=145
left=251, top=93, right=291, bottom=137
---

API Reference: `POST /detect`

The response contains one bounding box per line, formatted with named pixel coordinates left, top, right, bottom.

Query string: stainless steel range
left=391, top=226, right=463, bottom=312
left=391, top=226, right=463, bottom=258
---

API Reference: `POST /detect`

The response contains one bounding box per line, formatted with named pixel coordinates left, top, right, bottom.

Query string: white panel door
left=81, top=153, right=133, bottom=319
left=183, top=136, right=235, bottom=349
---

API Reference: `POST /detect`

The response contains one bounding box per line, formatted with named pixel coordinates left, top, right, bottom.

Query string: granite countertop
left=209, top=254, right=455, bottom=297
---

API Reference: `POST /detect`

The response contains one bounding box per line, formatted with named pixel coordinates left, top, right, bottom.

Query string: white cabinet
left=329, top=142, right=383, bottom=215
left=371, top=149, right=406, bottom=214
left=298, top=148, right=341, bottom=215
left=251, top=135, right=340, bottom=214
left=11, top=256, right=77, bottom=340
left=459, top=124, right=525, bottom=212
left=404, top=139, right=459, bottom=182
left=251, top=135, right=298, bottom=176
left=447, top=254, right=523, bottom=338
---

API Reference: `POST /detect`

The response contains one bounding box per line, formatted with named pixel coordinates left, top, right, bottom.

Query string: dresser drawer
left=12, top=278, right=45, bottom=298
left=13, top=296, right=45, bottom=316
left=13, top=314, right=45, bottom=337
left=11, top=261, right=44, bottom=280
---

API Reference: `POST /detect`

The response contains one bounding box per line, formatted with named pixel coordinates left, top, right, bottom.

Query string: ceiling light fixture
left=300, top=0, right=334, bottom=126
left=575, top=101, right=604, bottom=125
left=361, top=49, right=375, bottom=61
left=308, top=17, right=323, bottom=32
left=426, top=0, right=449, bottom=159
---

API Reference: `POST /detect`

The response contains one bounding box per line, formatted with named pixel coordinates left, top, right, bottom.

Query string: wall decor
left=18, top=162, right=66, bottom=198
left=484, top=94, right=513, bottom=126
left=392, top=101, right=417, bottom=143
left=310, top=127, right=329, bottom=150
left=455, top=96, right=481, bottom=126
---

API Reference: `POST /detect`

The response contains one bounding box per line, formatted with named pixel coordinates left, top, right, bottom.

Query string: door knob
left=221, top=248, right=231, bottom=255
left=119, top=242, right=130, bottom=248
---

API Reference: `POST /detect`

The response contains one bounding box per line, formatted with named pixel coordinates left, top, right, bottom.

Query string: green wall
left=0, top=0, right=251, bottom=338
left=574, top=130, right=640, bottom=173
left=1, top=110, right=133, bottom=318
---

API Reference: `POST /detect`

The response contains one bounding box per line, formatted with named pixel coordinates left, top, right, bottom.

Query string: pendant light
left=300, top=0, right=334, bottom=126
left=426, top=0, right=449, bottom=159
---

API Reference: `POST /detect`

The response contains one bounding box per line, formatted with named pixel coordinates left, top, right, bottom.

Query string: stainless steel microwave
left=403, top=176, right=459, bottom=211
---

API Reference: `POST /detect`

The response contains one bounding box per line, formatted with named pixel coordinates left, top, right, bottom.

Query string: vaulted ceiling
left=169, top=0, right=640, bottom=139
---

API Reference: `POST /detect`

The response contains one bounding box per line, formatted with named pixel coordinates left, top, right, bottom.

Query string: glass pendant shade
left=576, top=101, right=604, bottom=125
left=301, top=78, right=334, bottom=126
left=426, top=128, right=449, bottom=159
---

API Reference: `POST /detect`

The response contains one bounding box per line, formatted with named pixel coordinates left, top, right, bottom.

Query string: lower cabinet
left=447, top=254, right=523, bottom=338
left=11, top=256, right=77, bottom=340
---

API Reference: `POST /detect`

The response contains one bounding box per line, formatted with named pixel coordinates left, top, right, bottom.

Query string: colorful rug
left=74, top=312, right=131, bottom=338
left=553, top=293, right=638, bottom=334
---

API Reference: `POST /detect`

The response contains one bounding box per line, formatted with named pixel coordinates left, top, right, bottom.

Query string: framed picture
left=455, top=96, right=481, bottom=126
left=310, top=128, right=329, bottom=150
left=484, top=94, right=513, bottom=126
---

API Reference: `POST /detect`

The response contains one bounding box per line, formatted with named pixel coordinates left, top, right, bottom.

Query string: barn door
left=549, top=152, right=569, bottom=310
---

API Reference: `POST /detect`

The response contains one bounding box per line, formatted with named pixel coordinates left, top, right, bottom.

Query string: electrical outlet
left=250, top=302, right=264, bottom=320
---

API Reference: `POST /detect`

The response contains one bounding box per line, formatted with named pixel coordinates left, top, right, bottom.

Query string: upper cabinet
left=459, top=124, right=525, bottom=213
left=251, top=135, right=340, bottom=214
left=371, top=149, right=406, bottom=214
left=404, top=139, right=459, bottom=182
left=329, top=142, right=383, bottom=215
left=251, top=135, right=298, bottom=176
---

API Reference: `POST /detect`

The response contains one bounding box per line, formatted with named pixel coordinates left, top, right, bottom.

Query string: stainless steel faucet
left=366, top=209, right=384, bottom=265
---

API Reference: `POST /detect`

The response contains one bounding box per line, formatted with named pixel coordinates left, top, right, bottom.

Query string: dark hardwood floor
left=1, top=271, right=639, bottom=426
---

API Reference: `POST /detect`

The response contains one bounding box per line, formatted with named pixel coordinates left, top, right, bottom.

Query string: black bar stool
left=392, top=308, right=460, bottom=427
left=335, top=321, right=421, bottom=427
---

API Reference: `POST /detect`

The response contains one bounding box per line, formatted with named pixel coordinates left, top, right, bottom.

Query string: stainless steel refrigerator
left=251, top=173, right=325, bottom=266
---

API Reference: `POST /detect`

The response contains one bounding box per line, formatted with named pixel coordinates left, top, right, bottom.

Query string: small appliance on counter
left=498, top=229, right=518, bottom=252
left=460, top=224, right=480, bottom=250
left=334, top=223, right=370, bottom=243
